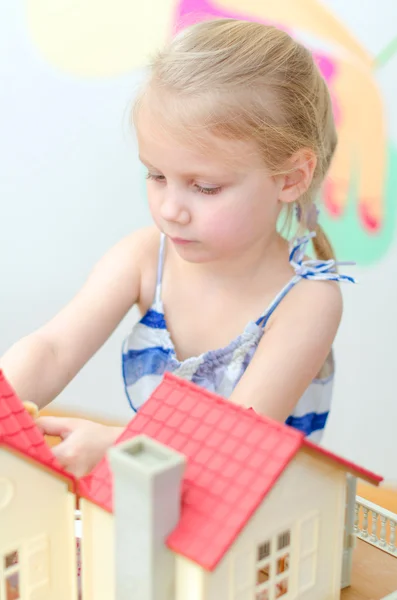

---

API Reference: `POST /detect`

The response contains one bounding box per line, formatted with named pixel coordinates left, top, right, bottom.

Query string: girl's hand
left=36, top=416, right=123, bottom=477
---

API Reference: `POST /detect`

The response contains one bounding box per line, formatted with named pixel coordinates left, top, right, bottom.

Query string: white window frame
left=232, top=525, right=294, bottom=600
left=1, top=545, right=22, bottom=600
left=255, top=528, right=293, bottom=599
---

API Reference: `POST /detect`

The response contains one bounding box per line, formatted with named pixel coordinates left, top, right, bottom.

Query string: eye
left=194, top=184, right=222, bottom=195
left=146, top=172, right=166, bottom=182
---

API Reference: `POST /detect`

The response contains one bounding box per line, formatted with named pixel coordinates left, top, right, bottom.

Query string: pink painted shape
left=173, top=0, right=341, bottom=124
left=359, top=202, right=381, bottom=233
left=174, top=0, right=290, bottom=35
left=313, top=52, right=340, bottom=124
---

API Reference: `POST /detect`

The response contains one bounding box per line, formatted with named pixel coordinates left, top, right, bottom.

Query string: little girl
left=0, top=19, right=354, bottom=477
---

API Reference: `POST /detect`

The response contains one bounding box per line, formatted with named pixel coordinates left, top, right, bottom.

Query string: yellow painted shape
left=327, top=59, right=386, bottom=223
left=26, top=0, right=177, bottom=77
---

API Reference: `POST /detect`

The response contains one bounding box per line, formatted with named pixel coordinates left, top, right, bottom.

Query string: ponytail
left=312, top=223, right=336, bottom=262
left=294, top=200, right=336, bottom=263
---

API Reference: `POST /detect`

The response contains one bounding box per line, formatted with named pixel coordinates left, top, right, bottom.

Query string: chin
left=173, top=242, right=215, bottom=264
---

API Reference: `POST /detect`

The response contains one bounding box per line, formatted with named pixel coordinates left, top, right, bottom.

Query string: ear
left=278, top=149, right=317, bottom=205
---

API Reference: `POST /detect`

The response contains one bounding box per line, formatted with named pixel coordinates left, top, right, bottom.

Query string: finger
left=23, top=401, right=39, bottom=418
left=35, top=416, right=72, bottom=439
left=52, top=440, right=88, bottom=478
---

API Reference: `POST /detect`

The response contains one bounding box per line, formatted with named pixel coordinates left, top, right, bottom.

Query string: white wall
left=0, top=2, right=149, bottom=423
left=1, top=2, right=396, bottom=480
left=317, top=0, right=397, bottom=484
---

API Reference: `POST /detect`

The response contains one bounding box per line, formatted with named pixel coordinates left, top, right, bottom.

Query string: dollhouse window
left=255, top=529, right=291, bottom=600
left=2, top=549, right=20, bottom=600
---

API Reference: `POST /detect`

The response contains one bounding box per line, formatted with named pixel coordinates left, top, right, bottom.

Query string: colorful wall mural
left=27, top=0, right=397, bottom=264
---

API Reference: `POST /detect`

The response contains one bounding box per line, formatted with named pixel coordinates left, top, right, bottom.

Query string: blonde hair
left=134, top=19, right=337, bottom=261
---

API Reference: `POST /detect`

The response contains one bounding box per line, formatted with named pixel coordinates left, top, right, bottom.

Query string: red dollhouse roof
left=0, top=370, right=75, bottom=488
left=79, top=373, right=382, bottom=570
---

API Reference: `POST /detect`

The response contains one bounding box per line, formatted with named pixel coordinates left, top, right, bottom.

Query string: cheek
left=202, top=203, right=253, bottom=243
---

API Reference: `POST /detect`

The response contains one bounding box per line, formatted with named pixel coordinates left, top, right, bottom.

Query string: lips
left=170, top=237, right=193, bottom=245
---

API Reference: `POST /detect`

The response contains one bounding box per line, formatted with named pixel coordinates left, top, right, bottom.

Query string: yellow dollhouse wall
left=0, top=448, right=77, bottom=600
left=175, top=556, right=208, bottom=600
left=174, top=451, right=346, bottom=600
left=80, top=498, right=115, bottom=600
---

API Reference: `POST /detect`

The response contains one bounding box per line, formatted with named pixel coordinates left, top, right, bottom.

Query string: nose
left=160, top=186, right=190, bottom=225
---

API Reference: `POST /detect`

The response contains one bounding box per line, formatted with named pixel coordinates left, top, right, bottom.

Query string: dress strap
left=257, top=233, right=356, bottom=328
left=153, top=233, right=166, bottom=311
left=288, top=232, right=356, bottom=283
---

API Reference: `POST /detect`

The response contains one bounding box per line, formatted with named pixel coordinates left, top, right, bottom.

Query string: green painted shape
left=319, top=142, right=397, bottom=265
left=375, top=35, right=397, bottom=68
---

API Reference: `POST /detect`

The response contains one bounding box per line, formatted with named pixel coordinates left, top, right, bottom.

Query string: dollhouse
left=0, top=369, right=394, bottom=600
left=0, top=371, right=77, bottom=600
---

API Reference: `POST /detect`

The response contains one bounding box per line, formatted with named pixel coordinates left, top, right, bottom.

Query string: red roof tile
left=79, top=375, right=301, bottom=569
left=0, top=370, right=75, bottom=487
left=78, top=374, right=382, bottom=570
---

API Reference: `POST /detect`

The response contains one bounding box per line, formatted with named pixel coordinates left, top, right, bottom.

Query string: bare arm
left=0, top=228, right=154, bottom=408
left=229, top=280, right=343, bottom=421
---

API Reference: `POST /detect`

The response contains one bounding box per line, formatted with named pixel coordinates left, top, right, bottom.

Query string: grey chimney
left=108, top=435, right=186, bottom=600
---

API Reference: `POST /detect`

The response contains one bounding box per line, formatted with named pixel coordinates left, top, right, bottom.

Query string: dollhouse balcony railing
left=355, top=496, right=397, bottom=556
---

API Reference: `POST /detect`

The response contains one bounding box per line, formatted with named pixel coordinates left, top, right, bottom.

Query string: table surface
left=341, top=539, right=397, bottom=600
left=340, top=482, right=397, bottom=600
left=41, top=409, right=397, bottom=600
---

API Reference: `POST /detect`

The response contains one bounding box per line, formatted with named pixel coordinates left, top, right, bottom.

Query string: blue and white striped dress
left=122, top=233, right=354, bottom=442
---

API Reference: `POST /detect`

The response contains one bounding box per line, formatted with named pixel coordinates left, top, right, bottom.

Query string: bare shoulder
left=131, top=226, right=162, bottom=309
left=295, top=278, right=343, bottom=315
left=94, top=226, right=158, bottom=272
left=133, top=225, right=161, bottom=267
left=90, top=226, right=159, bottom=300
left=268, top=278, right=343, bottom=332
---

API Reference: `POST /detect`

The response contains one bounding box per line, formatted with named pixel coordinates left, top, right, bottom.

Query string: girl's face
left=137, top=118, right=284, bottom=263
